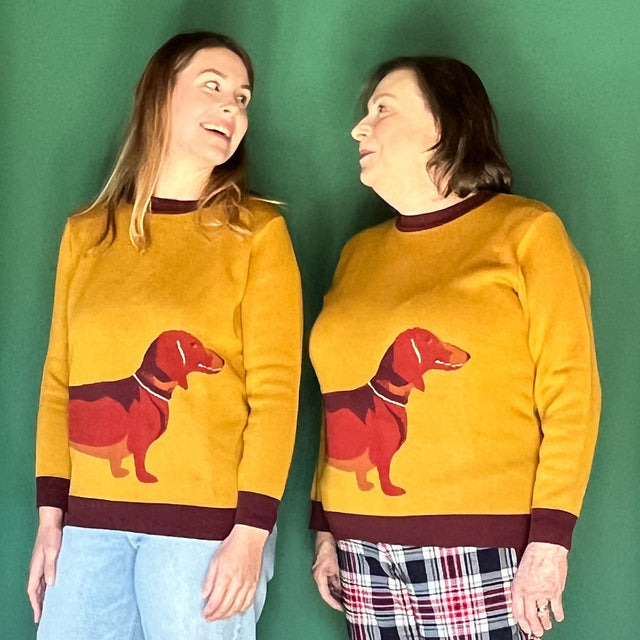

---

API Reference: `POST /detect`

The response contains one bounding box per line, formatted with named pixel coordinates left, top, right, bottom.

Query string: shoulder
left=483, top=193, right=569, bottom=241
left=244, top=197, right=286, bottom=235
left=342, top=218, right=395, bottom=253
left=63, top=202, right=112, bottom=250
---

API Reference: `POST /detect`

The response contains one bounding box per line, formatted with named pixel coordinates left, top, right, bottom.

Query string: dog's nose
left=443, top=343, right=470, bottom=365
left=206, top=348, right=225, bottom=370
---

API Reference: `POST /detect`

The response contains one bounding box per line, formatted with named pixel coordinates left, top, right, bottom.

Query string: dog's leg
left=108, top=456, right=129, bottom=478
left=132, top=450, right=158, bottom=483
left=376, top=459, right=405, bottom=496
left=355, top=467, right=375, bottom=491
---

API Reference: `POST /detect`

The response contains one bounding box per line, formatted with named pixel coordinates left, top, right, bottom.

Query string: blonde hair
left=91, top=32, right=255, bottom=250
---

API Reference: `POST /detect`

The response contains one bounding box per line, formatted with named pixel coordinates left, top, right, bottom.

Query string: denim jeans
left=38, top=525, right=276, bottom=640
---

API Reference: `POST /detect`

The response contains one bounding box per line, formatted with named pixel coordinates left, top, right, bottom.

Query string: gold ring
left=536, top=602, right=550, bottom=614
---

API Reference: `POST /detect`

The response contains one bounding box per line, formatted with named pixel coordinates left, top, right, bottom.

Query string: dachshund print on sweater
left=69, top=330, right=224, bottom=483
left=323, top=328, right=469, bottom=496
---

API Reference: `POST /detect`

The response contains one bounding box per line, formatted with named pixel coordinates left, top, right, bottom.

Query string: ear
left=175, top=340, right=188, bottom=388
left=409, top=337, right=426, bottom=390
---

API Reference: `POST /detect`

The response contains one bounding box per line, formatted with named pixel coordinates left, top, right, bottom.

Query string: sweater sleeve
left=235, top=215, right=303, bottom=531
left=517, top=211, right=601, bottom=549
left=309, top=415, right=331, bottom=531
left=35, top=221, right=75, bottom=511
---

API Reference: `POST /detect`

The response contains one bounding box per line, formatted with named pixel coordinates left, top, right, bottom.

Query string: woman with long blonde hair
left=28, top=31, right=302, bottom=639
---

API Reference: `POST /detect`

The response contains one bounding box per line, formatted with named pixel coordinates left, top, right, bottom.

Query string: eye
left=236, top=94, right=250, bottom=107
left=204, top=80, right=220, bottom=91
left=376, top=103, right=388, bottom=114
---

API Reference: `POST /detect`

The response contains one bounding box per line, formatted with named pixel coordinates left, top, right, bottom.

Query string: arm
left=28, top=222, right=76, bottom=619
left=203, top=214, right=303, bottom=620
left=511, top=211, right=600, bottom=636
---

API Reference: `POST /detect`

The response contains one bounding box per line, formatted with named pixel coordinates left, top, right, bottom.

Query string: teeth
left=435, top=360, right=463, bottom=368
left=204, top=125, right=229, bottom=137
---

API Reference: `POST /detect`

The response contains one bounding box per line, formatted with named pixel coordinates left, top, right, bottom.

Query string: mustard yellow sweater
left=309, top=192, right=600, bottom=551
left=36, top=198, right=302, bottom=539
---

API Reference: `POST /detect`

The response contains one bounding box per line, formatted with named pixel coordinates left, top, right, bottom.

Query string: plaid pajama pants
left=336, top=540, right=526, bottom=640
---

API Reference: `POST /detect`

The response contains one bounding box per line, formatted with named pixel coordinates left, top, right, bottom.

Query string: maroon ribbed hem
left=67, top=496, right=236, bottom=540
left=309, top=500, right=331, bottom=531
left=318, top=511, right=533, bottom=557
left=36, top=476, right=70, bottom=512
left=395, top=191, right=496, bottom=232
left=528, top=508, right=576, bottom=550
left=234, top=491, right=280, bottom=532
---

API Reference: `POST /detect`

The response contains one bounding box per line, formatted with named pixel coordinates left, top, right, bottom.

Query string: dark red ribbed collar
left=150, top=196, right=199, bottom=214
left=395, top=191, right=497, bottom=232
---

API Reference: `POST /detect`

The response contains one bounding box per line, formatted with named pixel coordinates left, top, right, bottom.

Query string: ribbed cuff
left=528, top=508, right=577, bottom=550
left=36, top=476, right=70, bottom=512
left=309, top=500, right=331, bottom=531
left=234, top=491, right=280, bottom=532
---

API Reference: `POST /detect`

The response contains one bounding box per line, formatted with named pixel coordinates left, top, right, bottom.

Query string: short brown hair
left=362, top=56, right=512, bottom=197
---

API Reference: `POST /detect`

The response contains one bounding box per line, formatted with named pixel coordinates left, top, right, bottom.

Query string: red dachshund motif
left=323, top=327, right=469, bottom=496
left=69, top=330, right=224, bottom=483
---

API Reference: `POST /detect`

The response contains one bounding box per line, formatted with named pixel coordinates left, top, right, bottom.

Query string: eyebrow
left=367, top=92, right=397, bottom=107
left=200, top=68, right=251, bottom=90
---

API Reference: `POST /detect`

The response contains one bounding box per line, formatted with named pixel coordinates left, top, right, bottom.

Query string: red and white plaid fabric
left=336, top=540, right=526, bottom=640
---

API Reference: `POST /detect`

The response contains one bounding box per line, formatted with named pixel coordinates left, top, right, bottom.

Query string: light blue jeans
left=37, top=526, right=276, bottom=640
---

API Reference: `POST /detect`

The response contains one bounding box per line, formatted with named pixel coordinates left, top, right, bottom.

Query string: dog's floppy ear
left=392, top=331, right=426, bottom=391
left=174, top=339, right=189, bottom=389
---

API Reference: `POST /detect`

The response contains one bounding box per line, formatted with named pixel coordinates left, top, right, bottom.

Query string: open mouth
left=435, top=360, right=464, bottom=368
left=198, top=363, right=223, bottom=373
left=202, top=124, right=231, bottom=139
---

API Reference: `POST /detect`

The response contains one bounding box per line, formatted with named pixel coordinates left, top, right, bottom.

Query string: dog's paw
left=382, top=485, right=406, bottom=497
left=136, top=472, right=158, bottom=483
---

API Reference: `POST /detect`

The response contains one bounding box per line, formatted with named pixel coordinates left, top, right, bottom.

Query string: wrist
left=38, top=506, right=63, bottom=529
left=524, top=541, right=569, bottom=557
left=315, top=531, right=336, bottom=553
left=230, top=523, right=269, bottom=546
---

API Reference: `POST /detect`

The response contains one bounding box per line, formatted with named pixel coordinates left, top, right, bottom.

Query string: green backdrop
left=2, top=1, right=638, bottom=638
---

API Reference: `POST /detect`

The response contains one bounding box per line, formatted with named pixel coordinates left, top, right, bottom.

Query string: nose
left=220, top=99, right=239, bottom=114
left=217, top=92, right=239, bottom=114
left=351, top=116, right=371, bottom=141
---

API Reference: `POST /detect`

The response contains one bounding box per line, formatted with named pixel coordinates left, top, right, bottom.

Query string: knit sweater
left=36, top=197, right=302, bottom=540
left=309, top=192, right=600, bottom=552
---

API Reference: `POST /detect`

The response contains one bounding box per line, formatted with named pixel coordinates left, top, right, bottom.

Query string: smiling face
left=166, top=47, right=251, bottom=173
left=351, top=69, right=440, bottom=206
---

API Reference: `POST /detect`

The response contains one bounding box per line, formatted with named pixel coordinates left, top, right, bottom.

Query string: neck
left=376, top=173, right=467, bottom=215
left=154, top=154, right=212, bottom=200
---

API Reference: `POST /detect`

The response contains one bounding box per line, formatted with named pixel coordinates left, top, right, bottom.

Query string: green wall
left=2, top=1, right=638, bottom=637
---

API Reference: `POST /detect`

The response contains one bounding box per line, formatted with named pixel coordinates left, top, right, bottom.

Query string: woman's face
left=166, top=47, right=251, bottom=172
left=351, top=69, right=439, bottom=202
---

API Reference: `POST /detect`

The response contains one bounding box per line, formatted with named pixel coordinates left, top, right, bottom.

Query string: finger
left=43, top=546, right=59, bottom=587
left=524, top=598, right=545, bottom=638
left=511, top=593, right=529, bottom=635
left=550, top=594, right=565, bottom=622
left=201, top=562, right=218, bottom=600
left=214, top=583, right=246, bottom=621
left=204, top=576, right=238, bottom=619
left=27, top=577, right=44, bottom=623
left=316, top=574, right=343, bottom=611
left=238, top=583, right=257, bottom=614
left=537, top=604, right=552, bottom=632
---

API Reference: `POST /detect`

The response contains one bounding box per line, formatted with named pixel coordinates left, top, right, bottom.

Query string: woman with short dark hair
left=28, top=32, right=302, bottom=639
left=310, top=56, right=599, bottom=640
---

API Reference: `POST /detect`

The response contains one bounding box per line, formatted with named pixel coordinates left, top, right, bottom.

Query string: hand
left=27, top=507, right=63, bottom=623
left=201, top=524, right=269, bottom=621
left=312, top=531, right=343, bottom=611
left=511, top=542, right=568, bottom=638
